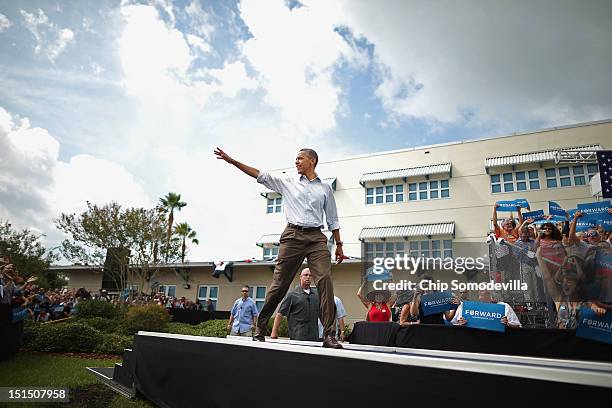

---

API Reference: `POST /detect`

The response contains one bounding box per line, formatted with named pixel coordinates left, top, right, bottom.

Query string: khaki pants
left=231, top=328, right=253, bottom=337
left=257, top=225, right=336, bottom=336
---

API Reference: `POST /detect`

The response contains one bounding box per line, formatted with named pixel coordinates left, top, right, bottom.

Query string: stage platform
left=88, top=331, right=612, bottom=408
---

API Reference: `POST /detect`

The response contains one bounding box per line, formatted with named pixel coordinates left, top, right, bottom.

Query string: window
left=544, top=165, right=598, bottom=189
left=197, top=285, right=219, bottom=307
left=408, top=179, right=450, bottom=200
left=364, top=241, right=405, bottom=259
left=491, top=170, right=540, bottom=193
left=158, top=285, right=176, bottom=297
left=408, top=240, right=452, bottom=258
left=248, top=286, right=266, bottom=311
left=263, top=247, right=279, bottom=260
left=266, top=197, right=282, bottom=213
left=366, top=184, right=403, bottom=205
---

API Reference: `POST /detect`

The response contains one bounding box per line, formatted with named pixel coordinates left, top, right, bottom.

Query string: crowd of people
left=0, top=254, right=218, bottom=325
left=350, top=203, right=611, bottom=332
left=489, top=203, right=611, bottom=329
left=1, top=256, right=92, bottom=323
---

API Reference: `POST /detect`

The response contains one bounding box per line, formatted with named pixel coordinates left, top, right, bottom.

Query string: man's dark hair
left=299, top=148, right=318, bottom=167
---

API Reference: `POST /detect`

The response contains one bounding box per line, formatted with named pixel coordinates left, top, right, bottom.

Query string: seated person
left=271, top=268, right=320, bottom=341
left=357, top=282, right=395, bottom=322
left=452, top=290, right=522, bottom=328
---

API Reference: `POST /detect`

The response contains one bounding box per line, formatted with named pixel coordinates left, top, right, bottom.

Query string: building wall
left=65, top=269, right=103, bottom=294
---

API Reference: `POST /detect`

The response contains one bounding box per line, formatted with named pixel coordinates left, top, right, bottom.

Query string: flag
left=596, top=150, right=612, bottom=198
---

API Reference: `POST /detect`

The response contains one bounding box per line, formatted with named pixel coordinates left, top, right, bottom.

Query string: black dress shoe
left=322, top=334, right=343, bottom=349
left=252, top=327, right=265, bottom=342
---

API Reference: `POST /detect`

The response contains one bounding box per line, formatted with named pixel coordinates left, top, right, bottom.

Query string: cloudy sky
left=1, top=0, right=611, bottom=262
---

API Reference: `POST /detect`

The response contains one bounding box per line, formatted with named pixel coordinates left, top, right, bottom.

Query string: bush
left=93, top=333, right=133, bottom=355
left=197, top=320, right=228, bottom=337
left=167, top=322, right=200, bottom=336
left=166, top=320, right=229, bottom=338
left=74, top=300, right=120, bottom=319
left=120, top=304, right=170, bottom=335
left=27, top=322, right=103, bottom=353
left=78, top=317, right=120, bottom=333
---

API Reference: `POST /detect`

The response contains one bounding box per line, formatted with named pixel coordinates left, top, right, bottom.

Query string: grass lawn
left=0, top=352, right=154, bottom=407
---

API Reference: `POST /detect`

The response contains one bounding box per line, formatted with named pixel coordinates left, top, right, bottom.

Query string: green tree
left=159, top=193, right=186, bottom=261
left=173, top=222, right=199, bottom=264
left=55, top=202, right=181, bottom=297
left=56, top=202, right=130, bottom=292
left=0, top=220, right=62, bottom=288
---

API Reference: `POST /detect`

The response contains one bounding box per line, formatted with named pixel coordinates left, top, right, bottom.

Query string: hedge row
left=22, top=322, right=132, bottom=355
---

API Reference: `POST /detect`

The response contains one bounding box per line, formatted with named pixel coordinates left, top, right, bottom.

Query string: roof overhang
left=358, top=222, right=455, bottom=241
left=485, top=144, right=602, bottom=173
left=359, top=163, right=452, bottom=185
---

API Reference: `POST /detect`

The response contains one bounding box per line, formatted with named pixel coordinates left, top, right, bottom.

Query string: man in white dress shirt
left=215, top=147, right=345, bottom=348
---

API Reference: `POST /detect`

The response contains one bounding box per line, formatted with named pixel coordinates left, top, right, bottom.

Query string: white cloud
left=119, top=5, right=193, bottom=98
left=0, top=106, right=152, bottom=247
left=185, top=0, right=215, bottom=40
left=340, top=0, right=612, bottom=129
left=238, top=0, right=361, bottom=135
left=19, top=8, right=75, bottom=61
left=186, top=33, right=210, bottom=54
left=0, top=13, right=11, bottom=32
left=208, top=61, right=258, bottom=97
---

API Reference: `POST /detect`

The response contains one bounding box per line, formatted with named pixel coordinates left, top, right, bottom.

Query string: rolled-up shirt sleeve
left=324, top=186, right=340, bottom=231
left=257, top=171, right=287, bottom=194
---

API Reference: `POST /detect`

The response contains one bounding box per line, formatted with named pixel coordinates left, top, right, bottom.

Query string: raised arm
left=492, top=204, right=499, bottom=229
left=214, top=147, right=260, bottom=178
left=357, top=284, right=370, bottom=309
left=410, top=290, right=422, bottom=318
left=568, top=211, right=581, bottom=244
left=514, top=206, right=524, bottom=234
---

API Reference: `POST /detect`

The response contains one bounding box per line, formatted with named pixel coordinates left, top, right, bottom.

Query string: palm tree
left=174, top=222, right=199, bottom=264
left=159, top=193, right=187, bottom=261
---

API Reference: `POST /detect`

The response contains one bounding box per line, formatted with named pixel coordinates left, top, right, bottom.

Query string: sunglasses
left=585, top=232, right=599, bottom=238
left=241, top=290, right=249, bottom=292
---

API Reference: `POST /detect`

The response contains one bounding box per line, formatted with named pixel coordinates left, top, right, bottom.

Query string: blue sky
left=1, top=0, right=611, bottom=260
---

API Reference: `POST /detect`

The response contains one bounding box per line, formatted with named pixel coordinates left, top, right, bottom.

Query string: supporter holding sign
left=452, top=290, right=521, bottom=332
left=492, top=203, right=524, bottom=243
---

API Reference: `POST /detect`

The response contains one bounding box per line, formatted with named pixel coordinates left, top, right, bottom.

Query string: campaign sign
left=514, top=199, right=530, bottom=210
left=421, top=291, right=458, bottom=316
left=462, top=301, right=506, bottom=332
left=522, top=209, right=545, bottom=221
left=601, top=217, right=612, bottom=232
left=568, top=208, right=578, bottom=219
left=496, top=200, right=520, bottom=212
left=548, top=201, right=566, bottom=218
left=577, top=200, right=611, bottom=216
left=575, top=216, right=598, bottom=232
left=548, top=215, right=567, bottom=223
left=576, top=308, right=612, bottom=345
left=496, top=199, right=530, bottom=212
